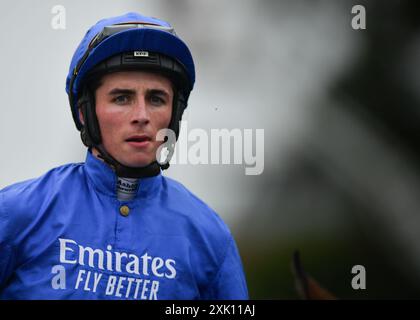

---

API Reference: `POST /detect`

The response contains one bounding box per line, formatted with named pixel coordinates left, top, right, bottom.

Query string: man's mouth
left=126, top=135, right=152, bottom=148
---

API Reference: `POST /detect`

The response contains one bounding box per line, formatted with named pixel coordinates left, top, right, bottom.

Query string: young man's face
left=93, top=71, right=173, bottom=168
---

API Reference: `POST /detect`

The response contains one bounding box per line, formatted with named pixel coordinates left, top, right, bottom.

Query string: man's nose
left=130, top=96, right=150, bottom=125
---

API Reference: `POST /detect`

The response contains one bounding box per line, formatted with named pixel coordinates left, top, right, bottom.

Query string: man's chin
left=92, top=148, right=157, bottom=168
left=119, top=157, right=156, bottom=168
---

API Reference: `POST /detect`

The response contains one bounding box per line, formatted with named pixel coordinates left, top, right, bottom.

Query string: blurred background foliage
left=233, top=0, right=420, bottom=299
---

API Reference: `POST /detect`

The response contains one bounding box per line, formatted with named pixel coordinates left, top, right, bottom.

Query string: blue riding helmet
left=66, top=12, right=195, bottom=130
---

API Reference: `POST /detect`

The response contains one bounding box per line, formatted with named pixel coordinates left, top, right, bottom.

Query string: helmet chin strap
left=94, top=144, right=168, bottom=179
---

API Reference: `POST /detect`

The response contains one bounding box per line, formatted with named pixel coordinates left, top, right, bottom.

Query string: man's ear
left=79, top=108, right=85, bottom=126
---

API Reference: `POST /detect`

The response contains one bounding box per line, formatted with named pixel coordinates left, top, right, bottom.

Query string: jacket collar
left=84, top=150, right=162, bottom=200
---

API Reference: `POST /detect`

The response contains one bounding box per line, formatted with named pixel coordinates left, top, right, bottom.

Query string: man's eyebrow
left=108, top=88, right=136, bottom=96
left=107, top=88, right=171, bottom=97
left=147, top=88, right=171, bottom=98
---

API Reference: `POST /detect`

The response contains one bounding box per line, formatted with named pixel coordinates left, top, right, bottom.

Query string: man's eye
left=113, top=95, right=130, bottom=104
left=150, top=95, right=165, bottom=105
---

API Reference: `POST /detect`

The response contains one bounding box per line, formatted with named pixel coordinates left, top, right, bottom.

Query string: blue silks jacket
left=0, top=151, right=248, bottom=300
